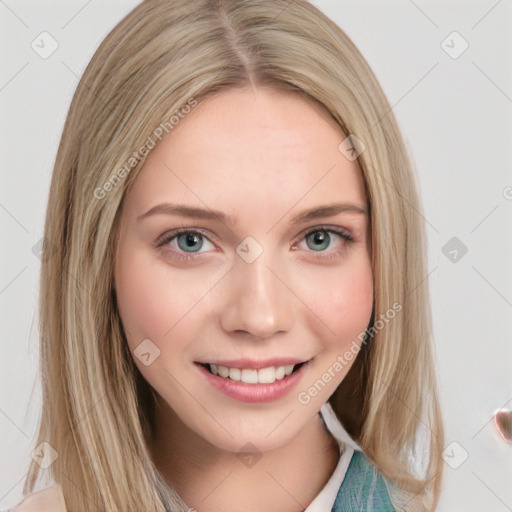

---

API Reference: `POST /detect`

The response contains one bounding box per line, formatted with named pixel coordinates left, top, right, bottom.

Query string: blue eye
left=156, top=229, right=215, bottom=261
left=305, top=230, right=332, bottom=251
left=176, top=232, right=205, bottom=253
left=300, top=228, right=353, bottom=255
left=156, top=226, right=354, bottom=262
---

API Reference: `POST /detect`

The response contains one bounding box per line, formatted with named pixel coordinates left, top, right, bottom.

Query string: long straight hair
left=24, top=1, right=444, bottom=510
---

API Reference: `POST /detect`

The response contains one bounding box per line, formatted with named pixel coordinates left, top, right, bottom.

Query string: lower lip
left=196, top=363, right=308, bottom=403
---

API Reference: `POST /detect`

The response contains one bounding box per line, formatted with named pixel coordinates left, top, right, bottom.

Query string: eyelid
left=155, top=227, right=217, bottom=248
left=294, top=224, right=353, bottom=243
left=292, top=224, right=354, bottom=247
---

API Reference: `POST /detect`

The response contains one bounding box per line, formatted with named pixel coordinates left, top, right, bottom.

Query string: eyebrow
left=137, top=201, right=368, bottom=225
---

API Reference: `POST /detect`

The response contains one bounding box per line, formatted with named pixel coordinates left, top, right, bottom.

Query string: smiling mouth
left=200, top=362, right=307, bottom=384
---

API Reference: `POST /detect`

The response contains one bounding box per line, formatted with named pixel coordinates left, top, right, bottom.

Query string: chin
left=189, top=406, right=317, bottom=454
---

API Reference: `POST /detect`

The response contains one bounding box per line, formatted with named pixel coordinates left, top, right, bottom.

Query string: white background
left=1, top=1, right=511, bottom=510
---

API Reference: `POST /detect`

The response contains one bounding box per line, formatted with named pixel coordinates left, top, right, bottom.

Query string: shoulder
left=3, top=485, right=67, bottom=512
left=332, top=451, right=396, bottom=512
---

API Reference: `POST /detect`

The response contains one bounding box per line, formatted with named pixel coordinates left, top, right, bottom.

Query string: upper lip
left=195, top=357, right=309, bottom=370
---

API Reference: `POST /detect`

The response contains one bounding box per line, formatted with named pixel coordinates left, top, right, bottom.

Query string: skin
left=114, top=87, right=373, bottom=512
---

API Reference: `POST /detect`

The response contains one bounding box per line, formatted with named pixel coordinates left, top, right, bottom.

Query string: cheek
left=115, top=246, right=188, bottom=349
left=335, top=265, right=373, bottom=330
left=294, top=257, right=373, bottom=404
left=301, top=256, right=373, bottom=345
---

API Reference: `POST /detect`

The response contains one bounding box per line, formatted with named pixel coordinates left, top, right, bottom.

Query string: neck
left=149, top=399, right=340, bottom=512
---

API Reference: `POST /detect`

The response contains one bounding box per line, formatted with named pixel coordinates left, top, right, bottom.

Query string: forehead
left=123, top=87, right=367, bottom=223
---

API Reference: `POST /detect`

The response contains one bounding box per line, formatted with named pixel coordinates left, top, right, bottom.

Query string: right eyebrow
left=137, top=203, right=237, bottom=225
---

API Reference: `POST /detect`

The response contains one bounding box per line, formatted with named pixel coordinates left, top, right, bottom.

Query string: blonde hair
left=25, top=0, right=444, bottom=510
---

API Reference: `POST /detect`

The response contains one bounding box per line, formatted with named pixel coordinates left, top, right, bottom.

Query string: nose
left=219, top=250, right=294, bottom=340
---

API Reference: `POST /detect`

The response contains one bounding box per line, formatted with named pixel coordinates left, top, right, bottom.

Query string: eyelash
left=155, top=226, right=354, bottom=262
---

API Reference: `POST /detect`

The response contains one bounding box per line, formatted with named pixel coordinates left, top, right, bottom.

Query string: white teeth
left=241, top=369, right=258, bottom=384
left=229, top=367, right=241, bottom=381
left=258, top=367, right=276, bottom=384
left=208, top=363, right=299, bottom=383
left=217, top=365, right=230, bottom=378
left=284, top=364, right=294, bottom=376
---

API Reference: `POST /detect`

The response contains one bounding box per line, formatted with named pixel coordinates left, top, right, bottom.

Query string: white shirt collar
left=304, top=403, right=362, bottom=512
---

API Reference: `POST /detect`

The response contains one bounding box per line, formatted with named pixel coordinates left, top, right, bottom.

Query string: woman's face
left=115, top=87, right=373, bottom=453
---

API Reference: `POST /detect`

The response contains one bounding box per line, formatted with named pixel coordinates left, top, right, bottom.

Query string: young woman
left=6, top=1, right=444, bottom=511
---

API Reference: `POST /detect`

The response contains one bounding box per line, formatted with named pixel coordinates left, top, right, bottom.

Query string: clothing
left=332, top=451, right=397, bottom=511
left=305, top=402, right=396, bottom=512
left=3, top=404, right=395, bottom=512
left=304, top=402, right=358, bottom=511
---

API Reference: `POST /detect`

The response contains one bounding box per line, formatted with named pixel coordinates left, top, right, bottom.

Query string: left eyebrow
left=289, top=202, right=368, bottom=224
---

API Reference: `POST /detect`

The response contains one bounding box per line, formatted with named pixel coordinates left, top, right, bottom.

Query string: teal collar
left=331, top=451, right=396, bottom=511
